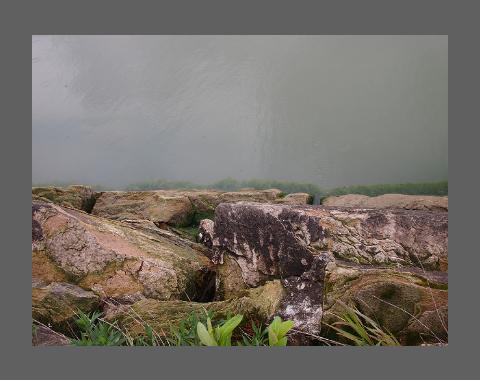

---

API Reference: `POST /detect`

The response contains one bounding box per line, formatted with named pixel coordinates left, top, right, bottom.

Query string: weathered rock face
left=32, top=326, right=71, bottom=346
left=204, top=202, right=448, bottom=344
left=322, top=194, right=448, bottom=212
left=213, top=203, right=448, bottom=278
left=92, top=191, right=195, bottom=227
left=32, top=199, right=214, bottom=306
left=32, top=280, right=100, bottom=329
left=275, top=192, right=313, bottom=205
left=91, top=189, right=285, bottom=227
left=198, top=219, right=214, bottom=249
left=104, top=280, right=285, bottom=337
left=321, top=261, right=448, bottom=345
left=32, top=185, right=97, bottom=212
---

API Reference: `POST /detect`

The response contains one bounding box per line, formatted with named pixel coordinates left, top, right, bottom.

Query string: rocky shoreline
left=32, top=185, right=448, bottom=346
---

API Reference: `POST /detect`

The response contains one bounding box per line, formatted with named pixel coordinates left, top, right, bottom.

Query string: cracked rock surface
left=32, top=199, right=214, bottom=305
left=204, top=202, right=448, bottom=344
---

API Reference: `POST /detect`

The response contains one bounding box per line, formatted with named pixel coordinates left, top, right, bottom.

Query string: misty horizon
left=32, top=35, right=448, bottom=189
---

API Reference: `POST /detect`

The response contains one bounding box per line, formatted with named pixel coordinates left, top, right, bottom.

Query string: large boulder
left=91, top=189, right=285, bottom=227
left=212, top=203, right=448, bottom=281
left=322, top=193, right=448, bottom=212
left=32, top=185, right=97, bottom=212
left=92, top=191, right=195, bottom=227
left=202, top=202, right=448, bottom=344
left=32, top=199, right=214, bottom=306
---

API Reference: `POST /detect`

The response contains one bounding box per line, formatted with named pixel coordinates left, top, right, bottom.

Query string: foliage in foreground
left=67, top=309, right=295, bottom=347
left=70, top=311, right=160, bottom=346
left=327, top=303, right=401, bottom=346
left=196, top=314, right=294, bottom=347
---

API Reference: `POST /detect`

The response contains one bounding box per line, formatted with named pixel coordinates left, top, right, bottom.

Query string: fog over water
left=32, top=35, right=447, bottom=188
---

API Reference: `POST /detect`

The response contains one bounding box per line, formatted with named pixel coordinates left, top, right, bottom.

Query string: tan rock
left=32, top=280, right=100, bottom=328
left=322, top=193, right=448, bottom=211
left=91, top=188, right=285, bottom=227
left=32, top=199, right=214, bottom=303
left=32, top=185, right=97, bottom=212
left=92, top=191, right=195, bottom=227
left=275, top=192, right=313, bottom=205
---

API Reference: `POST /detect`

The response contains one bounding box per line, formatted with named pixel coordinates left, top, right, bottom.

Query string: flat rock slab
left=322, top=194, right=448, bottom=212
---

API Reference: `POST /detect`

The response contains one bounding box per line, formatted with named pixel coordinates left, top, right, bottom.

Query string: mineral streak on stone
left=207, top=202, right=448, bottom=342
left=198, top=219, right=214, bottom=249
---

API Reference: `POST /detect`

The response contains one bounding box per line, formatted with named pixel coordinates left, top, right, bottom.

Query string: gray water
left=32, top=35, right=448, bottom=189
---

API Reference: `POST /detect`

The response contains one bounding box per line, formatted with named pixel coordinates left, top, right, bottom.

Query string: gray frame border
left=2, top=0, right=477, bottom=378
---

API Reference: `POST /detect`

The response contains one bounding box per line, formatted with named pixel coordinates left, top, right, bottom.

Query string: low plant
left=168, top=309, right=214, bottom=346
left=240, top=321, right=269, bottom=346
left=267, top=316, right=295, bottom=346
left=71, top=311, right=126, bottom=346
left=197, top=314, right=244, bottom=346
left=70, top=311, right=162, bottom=346
left=327, top=303, right=400, bottom=346
left=196, top=314, right=294, bottom=347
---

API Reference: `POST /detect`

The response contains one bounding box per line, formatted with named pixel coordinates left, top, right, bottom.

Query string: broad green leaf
left=277, top=320, right=294, bottom=337
left=197, top=322, right=217, bottom=346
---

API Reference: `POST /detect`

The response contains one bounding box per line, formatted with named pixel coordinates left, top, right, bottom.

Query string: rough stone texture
left=198, top=219, right=214, bottom=249
left=32, top=185, right=97, bottom=212
left=213, top=202, right=448, bottom=278
left=91, top=189, right=284, bottom=227
left=32, top=325, right=71, bottom=346
left=92, top=191, right=195, bottom=227
left=322, top=260, right=448, bottom=345
left=32, top=280, right=100, bottom=329
left=32, top=199, right=214, bottom=305
left=204, top=202, right=448, bottom=344
left=213, top=254, right=248, bottom=300
left=322, top=194, right=448, bottom=212
left=104, top=280, right=285, bottom=337
left=275, top=192, right=313, bottom=205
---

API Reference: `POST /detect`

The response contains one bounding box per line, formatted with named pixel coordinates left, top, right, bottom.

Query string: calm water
left=32, top=35, right=448, bottom=188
